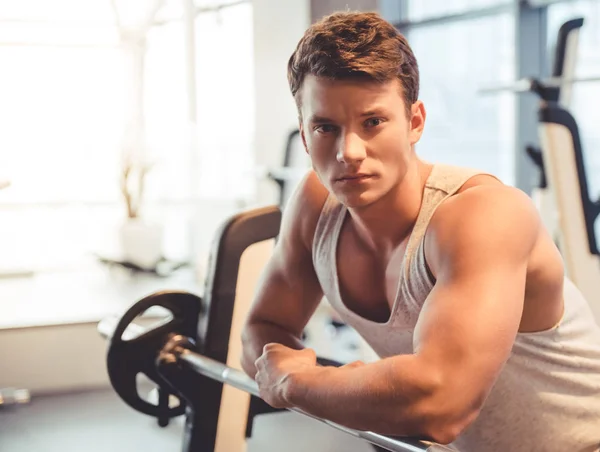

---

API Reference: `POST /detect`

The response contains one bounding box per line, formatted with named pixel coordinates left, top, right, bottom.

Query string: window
left=144, top=2, right=255, bottom=202
left=407, top=0, right=513, bottom=21
left=0, top=8, right=123, bottom=205
left=407, top=13, right=516, bottom=184
left=0, top=1, right=254, bottom=273
left=0, top=2, right=126, bottom=272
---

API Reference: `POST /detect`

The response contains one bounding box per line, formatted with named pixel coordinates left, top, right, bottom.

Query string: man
left=241, top=11, right=600, bottom=452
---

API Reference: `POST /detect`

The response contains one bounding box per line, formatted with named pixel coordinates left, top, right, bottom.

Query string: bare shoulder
left=425, top=183, right=541, bottom=275
left=457, top=173, right=504, bottom=191
left=442, top=182, right=538, bottom=222
left=281, top=170, right=330, bottom=251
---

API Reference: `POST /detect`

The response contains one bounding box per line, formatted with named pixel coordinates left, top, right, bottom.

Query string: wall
left=0, top=323, right=112, bottom=394
left=252, top=0, right=311, bottom=206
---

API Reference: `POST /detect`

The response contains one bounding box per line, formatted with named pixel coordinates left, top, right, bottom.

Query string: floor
left=0, top=256, right=380, bottom=452
left=0, top=387, right=375, bottom=452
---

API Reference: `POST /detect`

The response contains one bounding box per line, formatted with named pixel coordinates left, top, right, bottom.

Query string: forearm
left=288, top=355, right=440, bottom=438
left=241, top=321, right=305, bottom=378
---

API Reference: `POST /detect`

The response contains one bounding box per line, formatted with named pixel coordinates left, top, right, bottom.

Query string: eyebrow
left=308, top=108, right=387, bottom=124
left=308, top=115, right=334, bottom=124
left=360, top=107, right=386, bottom=117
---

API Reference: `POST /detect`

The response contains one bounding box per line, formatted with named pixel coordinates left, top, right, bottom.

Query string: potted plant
left=118, top=152, right=163, bottom=270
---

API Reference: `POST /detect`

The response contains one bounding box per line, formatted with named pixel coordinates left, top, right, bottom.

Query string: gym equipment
left=480, top=18, right=588, bottom=239
left=268, top=129, right=310, bottom=209
left=480, top=75, right=600, bottom=94
left=480, top=18, right=600, bottom=323
left=95, top=254, right=189, bottom=277
left=268, top=129, right=300, bottom=208
left=525, top=18, right=600, bottom=323
left=100, top=205, right=453, bottom=452
left=538, top=94, right=600, bottom=321
left=527, top=18, right=586, bottom=251
left=478, top=19, right=596, bottom=99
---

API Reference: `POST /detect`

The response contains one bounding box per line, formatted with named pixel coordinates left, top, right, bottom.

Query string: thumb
left=300, top=348, right=317, bottom=361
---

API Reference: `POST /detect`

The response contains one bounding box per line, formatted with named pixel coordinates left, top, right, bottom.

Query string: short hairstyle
left=287, top=11, right=420, bottom=116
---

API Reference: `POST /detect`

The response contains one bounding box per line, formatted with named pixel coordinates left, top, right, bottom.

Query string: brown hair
left=287, top=11, right=419, bottom=116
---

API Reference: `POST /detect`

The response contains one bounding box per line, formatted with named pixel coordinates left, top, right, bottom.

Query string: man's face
left=299, top=75, right=425, bottom=208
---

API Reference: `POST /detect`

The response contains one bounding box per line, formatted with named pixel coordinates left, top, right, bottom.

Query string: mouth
left=337, top=174, right=372, bottom=181
left=335, top=174, right=374, bottom=185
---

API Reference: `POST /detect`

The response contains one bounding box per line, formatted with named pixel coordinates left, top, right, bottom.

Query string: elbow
left=419, top=400, right=482, bottom=445
left=422, top=412, right=478, bottom=445
left=424, top=427, right=460, bottom=446
left=408, top=376, right=483, bottom=445
left=386, top=357, right=486, bottom=444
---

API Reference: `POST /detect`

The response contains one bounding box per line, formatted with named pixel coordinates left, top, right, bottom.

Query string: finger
left=254, top=368, right=263, bottom=387
left=300, top=347, right=317, bottom=362
left=263, top=342, right=281, bottom=353
left=254, top=354, right=265, bottom=370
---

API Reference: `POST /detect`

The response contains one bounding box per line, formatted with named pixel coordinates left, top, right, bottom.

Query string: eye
left=315, top=124, right=337, bottom=134
left=364, top=117, right=384, bottom=128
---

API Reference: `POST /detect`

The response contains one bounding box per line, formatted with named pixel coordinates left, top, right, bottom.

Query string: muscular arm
left=282, top=186, right=540, bottom=443
left=240, top=171, right=327, bottom=378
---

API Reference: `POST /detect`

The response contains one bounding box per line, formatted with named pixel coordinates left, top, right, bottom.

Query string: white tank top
left=312, top=163, right=600, bottom=452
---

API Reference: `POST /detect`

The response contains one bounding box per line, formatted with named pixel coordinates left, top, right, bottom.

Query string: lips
left=337, top=174, right=371, bottom=181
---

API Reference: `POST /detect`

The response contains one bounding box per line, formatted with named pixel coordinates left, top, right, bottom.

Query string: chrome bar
left=98, top=318, right=455, bottom=451
left=178, top=349, right=454, bottom=452
left=479, top=75, right=600, bottom=94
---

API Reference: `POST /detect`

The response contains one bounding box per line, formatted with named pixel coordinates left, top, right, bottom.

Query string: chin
left=335, top=190, right=379, bottom=209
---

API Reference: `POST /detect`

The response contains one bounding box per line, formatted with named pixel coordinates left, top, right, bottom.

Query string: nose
left=336, top=132, right=366, bottom=165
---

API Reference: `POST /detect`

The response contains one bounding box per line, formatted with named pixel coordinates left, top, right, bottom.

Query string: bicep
left=245, top=172, right=327, bottom=337
left=414, top=187, right=539, bottom=411
left=246, top=241, right=324, bottom=337
left=414, top=260, right=527, bottom=401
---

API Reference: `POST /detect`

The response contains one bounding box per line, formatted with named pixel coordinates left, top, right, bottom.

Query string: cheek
left=373, top=133, right=409, bottom=164
left=307, top=137, right=333, bottom=163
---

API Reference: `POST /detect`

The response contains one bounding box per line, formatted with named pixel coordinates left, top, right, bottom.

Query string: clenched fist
left=254, top=343, right=317, bottom=408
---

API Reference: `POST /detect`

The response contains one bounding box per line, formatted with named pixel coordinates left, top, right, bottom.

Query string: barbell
left=100, top=291, right=454, bottom=452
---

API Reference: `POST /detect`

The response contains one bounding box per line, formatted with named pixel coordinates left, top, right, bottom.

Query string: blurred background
left=0, top=0, right=599, bottom=450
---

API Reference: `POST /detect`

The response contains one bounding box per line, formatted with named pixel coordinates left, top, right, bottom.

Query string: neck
left=347, top=159, right=432, bottom=254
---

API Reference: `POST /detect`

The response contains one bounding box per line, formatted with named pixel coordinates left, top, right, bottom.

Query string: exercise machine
left=530, top=18, right=600, bottom=323
left=99, top=206, right=453, bottom=452
left=268, top=129, right=306, bottom=209
left=481, top=17, right=600, bottom=323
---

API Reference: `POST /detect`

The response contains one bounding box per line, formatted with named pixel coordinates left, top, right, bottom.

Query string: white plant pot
left=119, top=218, right=164, bottom=270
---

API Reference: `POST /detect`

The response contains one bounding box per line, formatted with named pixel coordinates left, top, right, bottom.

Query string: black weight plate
left=107, top=291, right=202, bottom=418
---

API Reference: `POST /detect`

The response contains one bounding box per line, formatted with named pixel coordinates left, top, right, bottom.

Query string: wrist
left=283, top=366, right=326, bottom=407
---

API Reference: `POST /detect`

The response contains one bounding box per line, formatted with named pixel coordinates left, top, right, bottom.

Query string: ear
left=409, top=100, right=426, bottom=146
